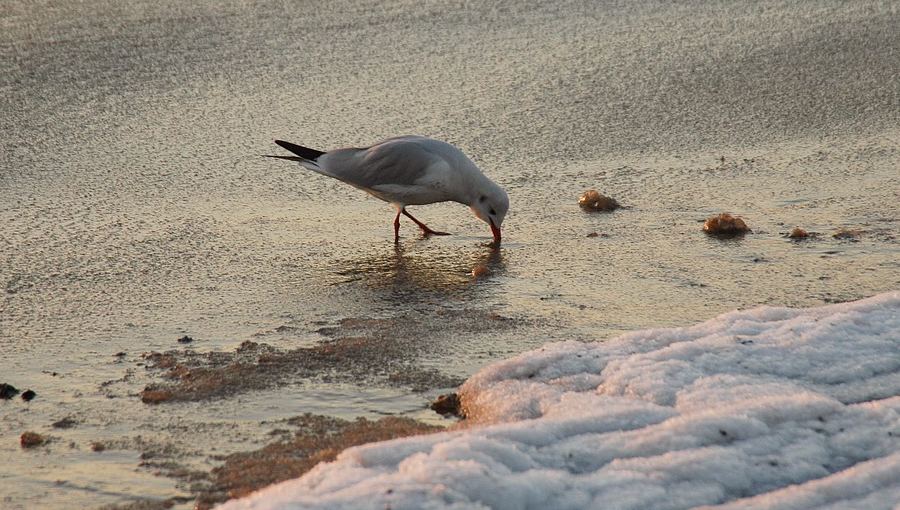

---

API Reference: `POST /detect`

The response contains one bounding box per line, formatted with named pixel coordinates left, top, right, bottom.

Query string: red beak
left=489, top=219, right=501, bottom=245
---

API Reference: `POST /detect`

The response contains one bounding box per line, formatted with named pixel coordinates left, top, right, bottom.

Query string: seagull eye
left=479, top=196, right=487, bottom=203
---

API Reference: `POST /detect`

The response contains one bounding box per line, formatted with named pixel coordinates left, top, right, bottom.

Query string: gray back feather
left=318, top=137, right=446, bottom=190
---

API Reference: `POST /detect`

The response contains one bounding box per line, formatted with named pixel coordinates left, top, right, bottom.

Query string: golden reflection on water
left=332, top=243, right=506, bottom=298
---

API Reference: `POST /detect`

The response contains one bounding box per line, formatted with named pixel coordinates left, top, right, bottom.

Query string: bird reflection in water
left=333, top=243, right=506, bottom=302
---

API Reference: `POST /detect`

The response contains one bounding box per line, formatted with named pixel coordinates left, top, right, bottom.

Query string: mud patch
left=141, top=309, right=519, bottom=403
left=99, top=498, right=192, bottom=510
left=193, top=413, right=440, bottom=509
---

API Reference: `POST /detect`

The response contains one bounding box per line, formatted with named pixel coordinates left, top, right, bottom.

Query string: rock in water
left=703, top=213, right=750, bottom=237
left=579, top=190, right=620, bottom=212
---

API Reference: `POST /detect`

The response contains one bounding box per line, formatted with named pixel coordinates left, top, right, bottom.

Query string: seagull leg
left=393, top=209, right=402, bottom=243
left=402, top=209, right=450, bottom=236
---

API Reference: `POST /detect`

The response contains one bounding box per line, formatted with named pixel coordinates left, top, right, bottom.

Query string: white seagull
left=267, top=136, right=509, bottom=244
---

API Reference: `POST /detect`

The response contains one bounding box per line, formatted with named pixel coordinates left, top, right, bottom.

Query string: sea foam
left=221, top=292, right=900, bottom=510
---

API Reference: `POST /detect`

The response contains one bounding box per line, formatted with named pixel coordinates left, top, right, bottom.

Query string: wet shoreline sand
left=3, top=0, right=898, bottom=508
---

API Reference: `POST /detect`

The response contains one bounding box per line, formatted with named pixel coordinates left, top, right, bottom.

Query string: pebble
left=1, top=383, right=20, bottom=399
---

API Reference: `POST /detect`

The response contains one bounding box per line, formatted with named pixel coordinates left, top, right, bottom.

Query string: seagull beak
left=489, top=219, right=501, bottom=245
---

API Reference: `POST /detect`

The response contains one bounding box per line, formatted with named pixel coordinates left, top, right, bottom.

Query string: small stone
left=20, top=432, right=46, bottom=448
left=788, top=227, right=809, bottom=239
left=91, top=442, right=106, bottom=452
left=177, top=336, right=194, bottom=344
left=1, top=383, right=20, bottom=399
left=586, top=232, right=599, bottom=238
left=21, top=390, right=36, bottom=401
left=430, top=393, right=462, bottom=417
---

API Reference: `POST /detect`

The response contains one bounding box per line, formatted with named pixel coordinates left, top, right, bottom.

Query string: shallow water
left=2, top=0, right=899, bottom=508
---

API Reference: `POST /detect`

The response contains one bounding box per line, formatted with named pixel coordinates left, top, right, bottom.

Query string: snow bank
left=221, top=292, right=900, bottom=510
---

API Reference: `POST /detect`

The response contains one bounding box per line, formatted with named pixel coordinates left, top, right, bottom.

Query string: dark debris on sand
left=115, top=414, right=444, bottom=510
left=98, top=496, right=193, bottom=510
left=127, top=311, right=517, bottom=506
left=192, top=413, right=440, bottom=509
left=52, top=417, right=78, bottom=429
left=140, top=309, right=516, bottom=404
left=833, top=228, right=864, bottom=241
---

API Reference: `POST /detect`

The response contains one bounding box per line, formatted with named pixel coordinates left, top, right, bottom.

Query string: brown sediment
left=124, top=310, right=518, bottom=506
left=579, top=189, right=620, bottom=212
left=703, top=213, right=750, bottom=237
left=139, top=310, right=516, bottom=403
left=193, top=413, right=440, bottom=509
left=92, top=414, right=441, bottom=509
left=99, top=497, right=192, bottom=510
left=833, top=228, right=864, bottom=240
left=140, top=389, right=176, bottom=404
left=52, top=417, right=78, bottom=429
left=140, top=340, right=460, bottom=403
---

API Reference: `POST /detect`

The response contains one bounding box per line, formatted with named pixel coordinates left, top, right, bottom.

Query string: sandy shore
left=2, top=1, right=898, bottom=508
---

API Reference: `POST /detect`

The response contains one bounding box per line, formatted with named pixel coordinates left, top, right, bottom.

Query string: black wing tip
left=274, top=139, right=325, bottom=160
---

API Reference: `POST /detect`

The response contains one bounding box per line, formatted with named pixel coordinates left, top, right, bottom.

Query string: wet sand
left=2, top=1, right=898, bottom=508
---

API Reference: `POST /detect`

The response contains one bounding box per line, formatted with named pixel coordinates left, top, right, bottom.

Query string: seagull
left=266, top=136, right=509, bottom=244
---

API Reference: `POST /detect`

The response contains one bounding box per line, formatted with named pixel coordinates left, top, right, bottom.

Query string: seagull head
left=470, top=183, right=509, bottom=245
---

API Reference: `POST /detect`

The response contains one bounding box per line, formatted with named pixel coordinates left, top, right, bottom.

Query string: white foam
left=220, top=292, right=900, bottom=509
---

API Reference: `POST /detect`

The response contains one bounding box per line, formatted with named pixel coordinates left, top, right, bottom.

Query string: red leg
left=393, top=209, right=401, bottom=243
left=402, top=209, right=450, bottom=236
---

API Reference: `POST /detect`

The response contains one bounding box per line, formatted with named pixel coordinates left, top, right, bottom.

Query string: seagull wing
left=318, top=137, right=448, bottom=191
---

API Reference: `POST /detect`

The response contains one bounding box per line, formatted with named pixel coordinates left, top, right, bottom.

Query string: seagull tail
left=274, top=140, right=325, bottom=161
left=264, top=140, right=327, bottom=172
